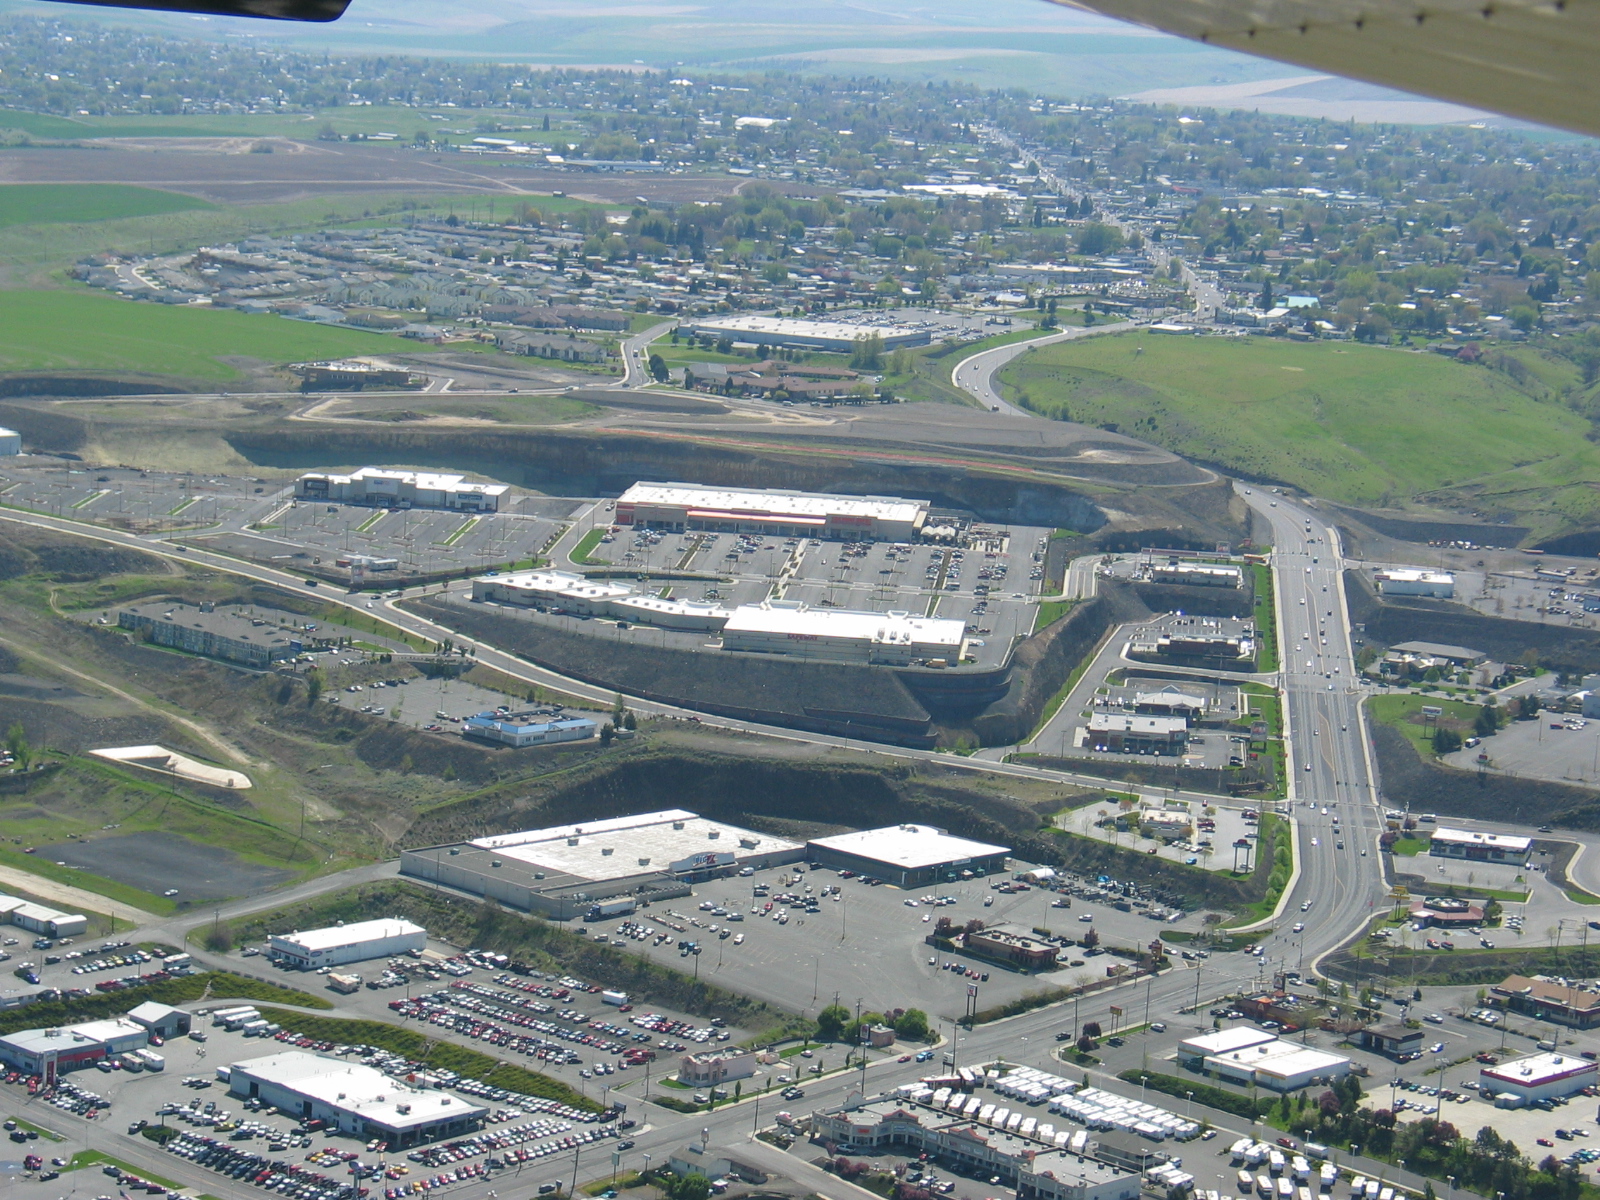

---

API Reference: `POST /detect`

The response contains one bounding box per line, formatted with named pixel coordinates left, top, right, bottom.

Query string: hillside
left=999, top=332, right=1600, bottom=542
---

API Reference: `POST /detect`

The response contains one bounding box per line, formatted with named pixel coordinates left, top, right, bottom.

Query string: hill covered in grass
left=1000, top=332, right=1600, bottom=543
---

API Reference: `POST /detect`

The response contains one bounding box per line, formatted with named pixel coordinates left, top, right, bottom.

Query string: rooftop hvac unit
left=673, top=821, right=685, bottom=830
left=638, top=858, right=651, bottom=867
left=708, top=830, right=720, bottom=839
left=567, top=837, right=580, bottom=846
left=601, top=847, right=614, bottom=856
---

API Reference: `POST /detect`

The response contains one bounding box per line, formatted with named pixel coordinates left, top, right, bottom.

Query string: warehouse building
left=721, top=602, right=965, bottom=667
left=294, top=467, right=508, bottom=512
left=267, top=918, right=427, bottom=970
left=0, top=428, right=20, bottom=456
left=127, top=1001, right=191, bottom=1040
left=1375, top=569, right=1456, bottom=599
left=461, top=712, right=597, bottom=748
left=229, top=1050, right=487, bottom=1147
left=616, top=481, right=930, bottom=541
left=1202, top=1039, right=1350, bottom=1092
left=1481, top=1052, right=1599, bottom=1106
left=119, top=603, right=298, bottom=670
left=400, top=810, right=804, bottom=919
left=0, top=1017, right=147, bottom=1075
left=1086, top=712, right=1189, bottom=755
left=806, top=824, right=1010, bottom=888
left=1428, top=827, right=1531, bottom=864
left=1149, top=563, right=1242, bottom=589
left=678, top=315, right=930, bottom=353
left=290, top=360, right=417, bottom=390
left=0, top=895, right=88, bottom=938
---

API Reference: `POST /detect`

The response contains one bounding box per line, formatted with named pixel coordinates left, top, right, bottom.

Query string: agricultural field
left=999, top=332, right=1600, bottom=540
left=0, top=184, right=213, bottom=229
left=0, top=290, right=430, bottom=379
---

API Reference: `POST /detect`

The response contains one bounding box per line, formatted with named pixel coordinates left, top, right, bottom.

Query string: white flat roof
left=2, top=1017, right=144, bottom=1054
left=1377, top=569, right=1455, bottom=584
left=1088, top=713, right=1189, bottom=734
left=1431, top=828, right=1532, bottom=851
left=619, top=481, right=926, bottom=525
left=612, top=595, right=730, bottom=619
left=808, top=824, right=1010, bottom=871
left=1178, top=1027, right=1277, bottom=1057
left=303, top=467, right=508, bottom=497
left=684, top=315, right=923, bottom=341
left=724, top=604, right=964, bottom=648
left=269, top=919, right=425, bottom=953
left=1154, top=563, right=1240, bottom=575
left=233, top=1050, right=487, bottom=1131
left=1206, top=1038, right=1349, bottom=1077
left=1482, top=1052, right=1599, bottom=1088
left=468, top=810, right=800, bottom=882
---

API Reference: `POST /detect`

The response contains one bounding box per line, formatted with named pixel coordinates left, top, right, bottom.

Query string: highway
left=950, top=321, right=1135, bottom=416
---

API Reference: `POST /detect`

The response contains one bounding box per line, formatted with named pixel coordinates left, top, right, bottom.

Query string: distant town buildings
left=679, top=315, right=930, bottom=353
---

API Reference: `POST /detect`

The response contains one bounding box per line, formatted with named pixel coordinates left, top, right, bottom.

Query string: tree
left=817, top=1003, right=850, bottom=1041
left=600, top=722, right=616, bottom=746
left=894, top=1008, right=930, bottom=1041
left=306, top=668, right=324, bottom=705
left=622, top=711, right=637, bottom=731
left=1258, top=279, right=1275, bottom=311
left=1076, top=223, right=1123, bottom=255
left=1432, top=728, right=1463, bottom=754
left=648, top=353, right=669, bottom=383
left=5, top=722, right=28, bottom=769
left=849, top=332, right=885, bottom=371
left=666, top=1174, right=712, bottom=1200
left=1081, top=927, right=1100, bottom=949
left=1082, top=1022, right=1102, bottom=1039
left=1475, top=703, right=1500, bottom=737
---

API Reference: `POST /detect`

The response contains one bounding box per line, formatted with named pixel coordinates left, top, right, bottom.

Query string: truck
left=135, top=1049, right=165, bottom=1072
left=162, top=953, right=193, bottom=973
left=328, top=973, right=363, bottom=994
left=223, top=1012, right=261, bottom=1032
left=585, top=898, right=636, bottom=921
left=601, top=990, right=629, bottom=1007
left=212, top=1006, right=257, bottom=1027
left=117, top=1053, right=145, bottom=1073
left=240, top=1019, right=271, bottom=1037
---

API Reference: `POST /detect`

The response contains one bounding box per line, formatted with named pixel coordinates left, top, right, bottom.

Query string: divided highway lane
left=1239, top=486, right=1388, bottom=973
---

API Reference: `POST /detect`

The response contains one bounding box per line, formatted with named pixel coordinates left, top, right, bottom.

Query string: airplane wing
left=54, top=0, right=350, bottom=19
left=1054, top=0, right=1600, bottom=136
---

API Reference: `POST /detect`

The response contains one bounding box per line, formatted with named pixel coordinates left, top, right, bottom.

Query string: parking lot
left=557, top=860, right=1212, bottom=1024
left=545, top=523, right=1052, bottom=671
left=1054, top=797, right=1268, bottom=874
left=1442, top=714, right=1600, bottom=787
left=191, top=498, right=568, bottom=581
left=0, top=463, right=273, bottom=535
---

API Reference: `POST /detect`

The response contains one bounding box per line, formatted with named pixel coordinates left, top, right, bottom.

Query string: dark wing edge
left=44, top=0, right=350, bottom=21
left=1051, top=0, right=1600, bottom=137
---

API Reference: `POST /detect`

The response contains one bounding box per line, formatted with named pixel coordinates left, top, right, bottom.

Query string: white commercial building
left=616, top=481, right=929, bottom=541
left=1481, top=1052, right=1599, bottom=1105
left=1150, top=563, right=1242, bottom=589
left=401, top=809, right=804, bottom=918
left=0, top=1017, right=148, bottom=1075
left=460, top=712, right=597, bottom=748
left=806, top=823, right=1010, bottom=887
left=294, top=467, right=508, bottom=512
left=0, top=428, right=20, bottom=456
left=1203, top=1038, right=1351, bottom=1091
left=229, top=1050, right=488, bottom=1147
left=267, top=918, right=426, bottom=970
left=1176, top=1027, right=1276, bottom=1065
left=678, top=315, right=931, bottom=353
left=472, top=570, right=635, bottom=616
left=721, top=602, right=965, bottom=667
left=0, top=895, right=88, bottom=938
left=1375, top=569, right=1456, bottom=599
left=1429, top=827, right=1531, bottom=864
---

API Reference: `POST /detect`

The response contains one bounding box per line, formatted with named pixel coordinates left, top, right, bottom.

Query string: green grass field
left=0, top=290, right=429, bottom=379
left=1367, top=693, right=1484, bottom=756
left=999, top=333, right=1600, bottom=539
left=0, top=184, right=214, bottom=228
